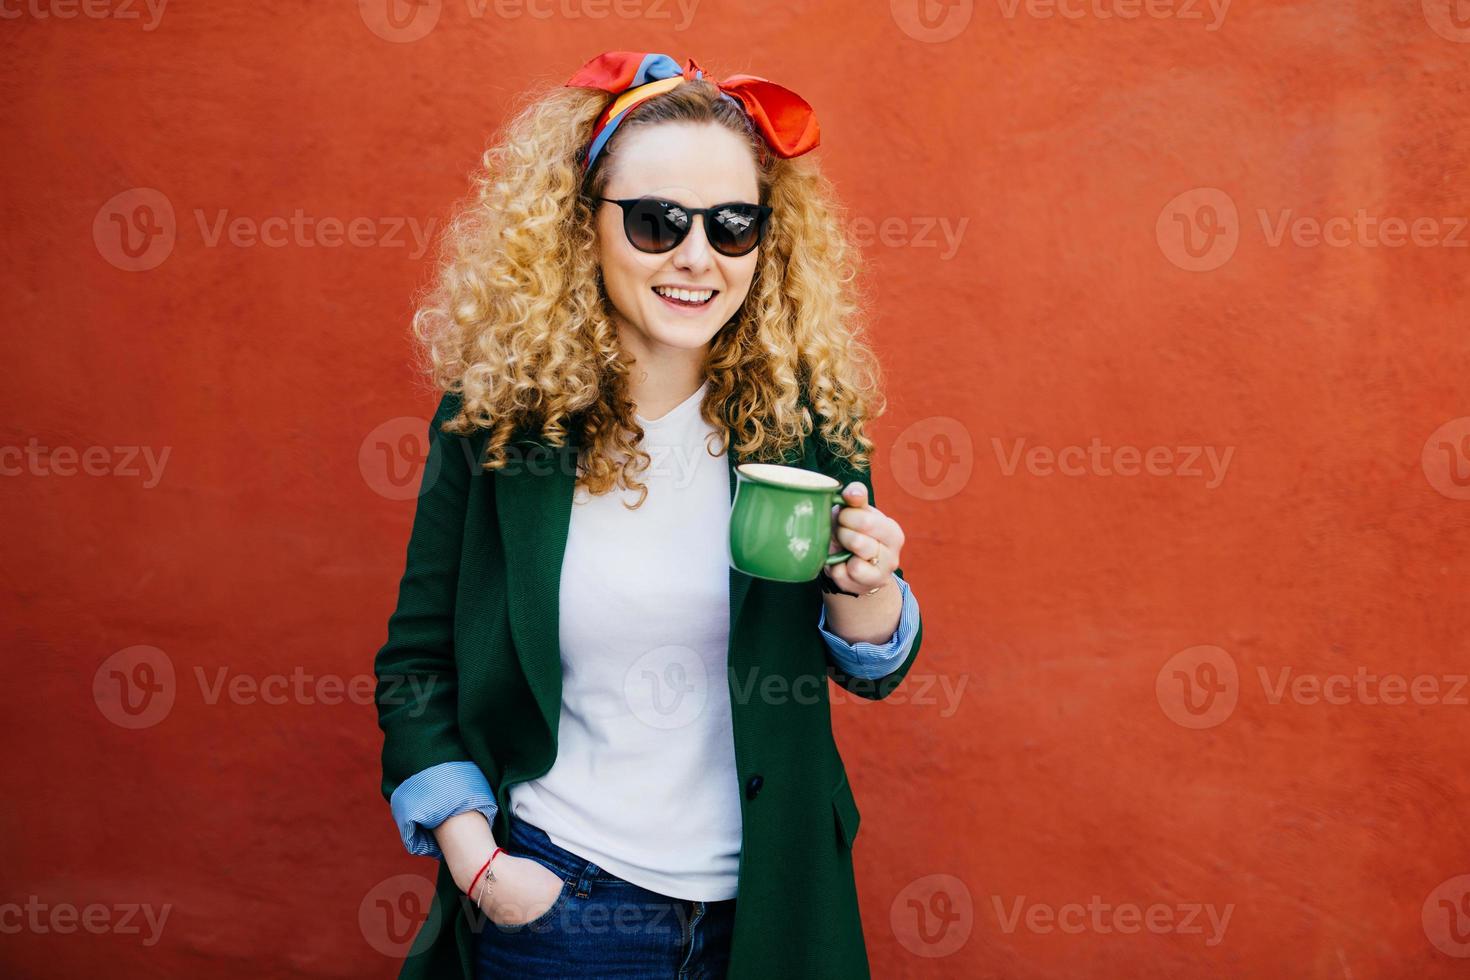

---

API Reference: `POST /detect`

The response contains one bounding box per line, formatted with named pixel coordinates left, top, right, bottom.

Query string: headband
left=563, top=51, right=821, bottom=175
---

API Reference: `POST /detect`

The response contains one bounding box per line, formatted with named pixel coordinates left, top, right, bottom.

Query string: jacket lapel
left=493, top=432, right=758, bottom=743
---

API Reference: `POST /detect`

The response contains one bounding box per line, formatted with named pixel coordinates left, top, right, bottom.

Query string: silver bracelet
left=473, top=856, right=499, bottom=913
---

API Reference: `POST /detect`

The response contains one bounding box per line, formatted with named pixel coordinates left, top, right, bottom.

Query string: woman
left=373, top=51, right=925, bottom=980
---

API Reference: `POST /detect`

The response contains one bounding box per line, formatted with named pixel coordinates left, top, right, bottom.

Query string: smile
left=652, top=285, right=718, bottom=309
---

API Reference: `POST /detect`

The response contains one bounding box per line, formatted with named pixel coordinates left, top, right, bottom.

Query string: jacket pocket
left=831, top=773, right=861, bottom=848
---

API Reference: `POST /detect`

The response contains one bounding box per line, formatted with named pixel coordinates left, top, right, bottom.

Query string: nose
left=670, top=213, right=715, bottom=273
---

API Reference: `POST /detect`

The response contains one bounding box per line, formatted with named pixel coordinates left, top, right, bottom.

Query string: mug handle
left=822, top=489, right=855, bottom=566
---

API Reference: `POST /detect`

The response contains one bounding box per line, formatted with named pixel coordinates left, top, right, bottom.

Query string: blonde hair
left=410, top=69, right=888, bottom=508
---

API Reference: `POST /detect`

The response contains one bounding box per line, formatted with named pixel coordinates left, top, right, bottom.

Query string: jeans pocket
left=492, top=868, right=571, bottom=934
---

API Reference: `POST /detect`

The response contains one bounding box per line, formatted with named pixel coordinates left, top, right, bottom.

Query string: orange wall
left=4, top=2, right=1469, bottom=977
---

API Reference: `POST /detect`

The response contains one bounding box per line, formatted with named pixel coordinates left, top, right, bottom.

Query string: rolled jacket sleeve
left=389, top=760, right=501, bottom=859
left=817, top=574, right=920, bottom=680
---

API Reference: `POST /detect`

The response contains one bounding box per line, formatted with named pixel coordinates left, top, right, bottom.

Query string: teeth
left=654, top=286, right=714, bottom=303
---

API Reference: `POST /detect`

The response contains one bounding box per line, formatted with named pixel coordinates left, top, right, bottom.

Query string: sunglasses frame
left=594, top=196, right=773, bottom=257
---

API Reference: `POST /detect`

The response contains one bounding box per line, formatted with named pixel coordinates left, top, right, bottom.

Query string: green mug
left=729, top=462, right=856, bottom=582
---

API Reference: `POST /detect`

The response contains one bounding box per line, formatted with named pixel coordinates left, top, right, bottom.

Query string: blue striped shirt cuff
left=389, top=760, right=500, bottom=859
left=818, top=574, right=920, bottom=680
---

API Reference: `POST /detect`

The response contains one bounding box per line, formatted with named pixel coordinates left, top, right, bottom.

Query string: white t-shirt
left=507, top=378, right=743, bottom=900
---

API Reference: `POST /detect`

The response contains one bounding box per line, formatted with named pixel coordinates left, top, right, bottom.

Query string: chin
left=645, top=324, right=724, bottom=350
left=639, top=307, right=729, bottom=348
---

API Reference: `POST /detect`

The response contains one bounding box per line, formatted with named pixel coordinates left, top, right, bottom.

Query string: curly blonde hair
left=410, top=67, right=889, bottom=508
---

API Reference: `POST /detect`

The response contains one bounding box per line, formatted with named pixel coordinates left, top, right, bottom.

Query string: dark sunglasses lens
left=625, top=200, right=686, bottom=253
left=709, top=206, right=765, bottom=255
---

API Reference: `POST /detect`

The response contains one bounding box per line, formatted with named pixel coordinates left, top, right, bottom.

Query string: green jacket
left=374, top=391, right=924, bottom=978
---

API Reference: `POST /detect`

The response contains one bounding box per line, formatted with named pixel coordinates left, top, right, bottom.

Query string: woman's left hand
left=823, top=483, right=904, bottom=595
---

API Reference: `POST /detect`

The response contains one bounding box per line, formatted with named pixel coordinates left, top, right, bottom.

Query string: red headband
left=564, top=51, right=821, bottom=173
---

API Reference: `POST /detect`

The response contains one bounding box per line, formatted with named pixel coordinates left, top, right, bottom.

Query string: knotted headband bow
left=564, top=51, right=821, bottom=175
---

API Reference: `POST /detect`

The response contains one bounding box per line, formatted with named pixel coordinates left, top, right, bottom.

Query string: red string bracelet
left=466, top=847, right=506, bottom=896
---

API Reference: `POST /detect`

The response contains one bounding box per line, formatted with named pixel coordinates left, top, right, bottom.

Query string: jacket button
left=745, top=774, right=764, bottom=800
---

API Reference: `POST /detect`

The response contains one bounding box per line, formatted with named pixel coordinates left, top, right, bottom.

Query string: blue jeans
left=474, top=814, right=737, bottom=979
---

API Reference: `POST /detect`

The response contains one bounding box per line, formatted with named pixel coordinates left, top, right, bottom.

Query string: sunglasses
left=595, top=196, right=772, bottom=257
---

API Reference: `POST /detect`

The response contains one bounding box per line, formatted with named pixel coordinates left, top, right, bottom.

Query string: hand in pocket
left=482, top=854, right=567, bottom=927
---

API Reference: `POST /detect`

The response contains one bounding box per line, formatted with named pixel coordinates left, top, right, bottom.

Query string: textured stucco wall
left=3, top=1, right=1469, bottom=977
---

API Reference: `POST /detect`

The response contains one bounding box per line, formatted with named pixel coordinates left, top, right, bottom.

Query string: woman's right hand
left=475, top=853, right=567, bottom=927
